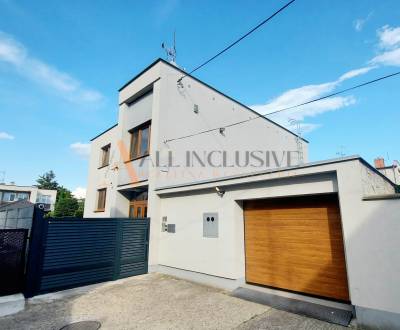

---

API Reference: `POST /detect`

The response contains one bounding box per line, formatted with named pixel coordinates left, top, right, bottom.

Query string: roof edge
left=155, top=155, right=395, bottom=192
left=90, top=124, right=118, bottom=141
left=118, top=58, right=308, bottom=143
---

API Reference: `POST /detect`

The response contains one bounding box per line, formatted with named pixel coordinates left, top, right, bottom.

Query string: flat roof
left=118, top=58, right=308, bottom=143
left=155, top=155, right=394, bottom=192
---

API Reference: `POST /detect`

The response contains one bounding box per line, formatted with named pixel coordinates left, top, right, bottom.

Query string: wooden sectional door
left=244, top=194, right=349, bottom=301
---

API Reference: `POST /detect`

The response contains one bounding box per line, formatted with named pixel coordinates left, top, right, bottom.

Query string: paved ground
left=0, top=273, right=348, bottom=330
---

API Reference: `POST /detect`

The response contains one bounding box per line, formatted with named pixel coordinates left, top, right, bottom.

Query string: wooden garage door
left=244, top=194, right=349, bottom=301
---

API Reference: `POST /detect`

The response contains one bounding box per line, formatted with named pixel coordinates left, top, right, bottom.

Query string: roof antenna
left=288, top=118, right=304, bottom=165
left=162, top=31, right=177, bottom=65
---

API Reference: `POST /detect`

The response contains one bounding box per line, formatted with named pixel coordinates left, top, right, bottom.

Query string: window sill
left=124, top=154, right=149, bottom=164
left=94, top=209, right=105, bottom=213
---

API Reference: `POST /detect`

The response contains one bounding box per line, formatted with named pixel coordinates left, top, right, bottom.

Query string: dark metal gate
left=0, top=229, right=28, bottom=295
left=25, top=208, right=150, bottom=298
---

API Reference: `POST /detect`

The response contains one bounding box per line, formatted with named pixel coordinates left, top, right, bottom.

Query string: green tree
left=36, top=171, right=82, bottom=217
left=53, top=189, right=79, bottom=217
left=74, top=199, right=85, bottom=218
left=36, top=170, right=59, bottom=190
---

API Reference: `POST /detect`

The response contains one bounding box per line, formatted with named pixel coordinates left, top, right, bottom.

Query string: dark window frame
left=129, top=121, right=151, bottom=161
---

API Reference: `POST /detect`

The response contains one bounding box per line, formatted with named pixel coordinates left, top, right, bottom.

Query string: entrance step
left=0, top=293, right=25, bottom=317
left=232, top=287, right=353, bottom=326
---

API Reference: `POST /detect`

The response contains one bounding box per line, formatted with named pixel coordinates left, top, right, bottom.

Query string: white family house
left=84, top=59, right=400, bottom=329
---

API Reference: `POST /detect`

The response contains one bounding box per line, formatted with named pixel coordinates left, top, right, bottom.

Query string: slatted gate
left=0, top=229, right=28, bottom=295
left=25, top=208, right=150, bottom=298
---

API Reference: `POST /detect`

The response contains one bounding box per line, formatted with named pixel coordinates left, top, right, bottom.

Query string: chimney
left=374, top=157, right=385, bottom=168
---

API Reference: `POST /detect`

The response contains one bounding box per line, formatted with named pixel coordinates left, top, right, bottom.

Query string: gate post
left=24, top=206, right=48, bottom=298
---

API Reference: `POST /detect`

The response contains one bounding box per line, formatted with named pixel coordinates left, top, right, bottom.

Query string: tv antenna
left=288, top=118, right=304, bottom=165
left=336, top=145, right=346, bottom=158
left=162, top=31, right=177, bottom=64
left=0, top=171, right=5, bottom=184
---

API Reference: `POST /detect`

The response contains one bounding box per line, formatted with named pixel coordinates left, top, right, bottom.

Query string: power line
left=165, top=70, right=400, bottom=143
left=177, top=0, right=297, bottom=83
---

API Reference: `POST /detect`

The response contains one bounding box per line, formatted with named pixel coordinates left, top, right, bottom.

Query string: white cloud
left=250, top=66, right=369, bottom=134
left=353, top=12, right=373, bottom=32
left=377, top=25, right=400, bottom=49
left=0, top=31, right=103, bottom=103
left=70, top=142, right=90, bottom=158
left=0, top=132, right=14, bottom=140
left=72, top=186, right=86, bottom=199
left=370, top=48, right=400, bottom=67
left=369, top=25, right=400, bottom=67
left=338, top=66, right=376, bottom=82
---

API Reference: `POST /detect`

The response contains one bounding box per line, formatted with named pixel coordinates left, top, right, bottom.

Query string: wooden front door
left=244, top=194, right=349, bottom=301
left=129, top=200, right=148, bottom=218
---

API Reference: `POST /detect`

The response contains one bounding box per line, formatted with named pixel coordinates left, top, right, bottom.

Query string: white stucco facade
left=84, top=59, right=400, bottom=328
left=155, top=157, right=400, bottom=328
left=84, top=59, right=307, bottom=218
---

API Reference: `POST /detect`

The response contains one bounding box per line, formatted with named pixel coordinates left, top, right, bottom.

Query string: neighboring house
left=0, top=200, right=34, bottom=232
left=0, top=184, right=57, bottom=211
left=84, top=58, right=400, bottom=329
left=374, top=157, right=400, bottom=184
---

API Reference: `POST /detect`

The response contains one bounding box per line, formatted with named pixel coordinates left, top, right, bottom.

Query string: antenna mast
left=161, top=31, right=177, bottom=64
left=288, top=118, right=304, bottom=165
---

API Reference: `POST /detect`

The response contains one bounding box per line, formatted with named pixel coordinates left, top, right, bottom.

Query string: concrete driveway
left=0, top=273, right=347, bottom=330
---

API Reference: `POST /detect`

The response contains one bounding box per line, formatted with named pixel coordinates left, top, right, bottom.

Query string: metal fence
left=25, top=208, right=150, bottom=298
left=0, top=229, right=28, bottom=296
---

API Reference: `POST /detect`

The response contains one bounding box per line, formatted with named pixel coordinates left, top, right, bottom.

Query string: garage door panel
left=244, top=194, right=349, bottom=301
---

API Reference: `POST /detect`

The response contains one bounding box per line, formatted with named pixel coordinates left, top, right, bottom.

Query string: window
left=36, top=194, right=51, bottom=204
left=100, top=144, right=111, bottom=167
left=96, top=188, right=107, bottom=211
left=129, top=121, right=151, bottom=160
left=17, top=192, right=30, bottom=201
left=2, top=192, right=16, bottom=202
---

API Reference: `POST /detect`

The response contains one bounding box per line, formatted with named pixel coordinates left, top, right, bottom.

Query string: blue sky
left=0, top=0, right=399, bottom=196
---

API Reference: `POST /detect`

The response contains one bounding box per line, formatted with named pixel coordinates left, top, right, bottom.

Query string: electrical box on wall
left=167, top=224, right=175, bottom=233
left=203, top=213, right=218, bottom=238
left=162, top=216, right=167, bottom=232
left=162, top=216, right=175, bottom=233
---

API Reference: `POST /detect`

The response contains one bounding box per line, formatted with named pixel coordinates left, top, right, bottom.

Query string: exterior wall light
left=215, top=186, right=225, bottom=197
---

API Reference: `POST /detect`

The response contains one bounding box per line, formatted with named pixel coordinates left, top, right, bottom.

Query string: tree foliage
left=36, top=171, right=85, bottom=218
left=36, top=170, right=58, bottom=190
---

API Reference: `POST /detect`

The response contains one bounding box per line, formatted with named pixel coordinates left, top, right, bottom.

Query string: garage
left=244, top=194, right=349, bottom=301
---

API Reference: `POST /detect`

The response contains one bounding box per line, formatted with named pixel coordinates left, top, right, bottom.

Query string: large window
left=100, top=144, right=111, bottom=167
left=129, top=121, right=151, bottom=160
left=96, top=188, right=107, bottom=211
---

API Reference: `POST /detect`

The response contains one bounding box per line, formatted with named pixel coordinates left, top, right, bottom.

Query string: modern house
left=0, top=183, right=57, bottom=211
left=84, top=58, right=400, bottom=329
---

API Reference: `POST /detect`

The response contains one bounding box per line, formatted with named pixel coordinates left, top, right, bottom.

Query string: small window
left=100, top=144, right=111, bottom=167
left=36, top=194, right=51, bottom=204
left=96, top=188, right=106, bottom=211
left=129, top=121, right=151, bottom=160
